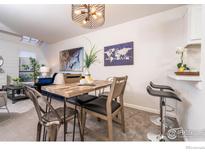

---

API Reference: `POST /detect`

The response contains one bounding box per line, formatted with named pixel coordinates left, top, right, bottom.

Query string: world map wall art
left=104, top=41, right=134, bottom=66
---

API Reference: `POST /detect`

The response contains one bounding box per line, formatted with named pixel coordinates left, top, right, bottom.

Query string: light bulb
left=96, top=12, right=102, bottom=16
left=92, top=14, right=97, bottom=19
left=82, top=19, right=87, bottom=24
left=74, top=10, right=81, bottom=15
left=91, top=6, right=96, bottom=13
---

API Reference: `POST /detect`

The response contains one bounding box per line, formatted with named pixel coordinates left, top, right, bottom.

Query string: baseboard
left=124, top=103, right=176, bottom=118
left=175, top=114, right=188, bottom=141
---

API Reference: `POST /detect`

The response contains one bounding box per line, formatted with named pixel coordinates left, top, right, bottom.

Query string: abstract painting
left=59, top=47, right=83, bottom=72
left=104, top=42, right=134, bottom=66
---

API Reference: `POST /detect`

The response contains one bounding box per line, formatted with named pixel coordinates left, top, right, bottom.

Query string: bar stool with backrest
left=146, top=86, right=181, bottom=141
left=24, top=86, right=83, bottom=141
left=149, top=81, right=176, bottom=128
left=82, top=76, right=128, bottom=141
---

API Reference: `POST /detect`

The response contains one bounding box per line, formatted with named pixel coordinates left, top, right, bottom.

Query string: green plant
left=176, top=47, right=190, bottom=70
left=12, top=77, right=22, bottom=86
left=21, top=64, right=30, bottom=71
left=22, top=57, right=42, bottom=83
left=177, top=63, right=190, bottom=70
left=84, top=45, right=101, bottom=71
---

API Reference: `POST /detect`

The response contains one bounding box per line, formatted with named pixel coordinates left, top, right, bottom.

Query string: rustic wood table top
left=42, top=80, right=111, bottom=98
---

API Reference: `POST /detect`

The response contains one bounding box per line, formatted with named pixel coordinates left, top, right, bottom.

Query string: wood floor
left=0, top=99, right=183, bottom=141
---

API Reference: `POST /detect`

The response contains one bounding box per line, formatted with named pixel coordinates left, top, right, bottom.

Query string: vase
left=84, top=67, right=90, bottom=76
left=84, top=68, right=93, bottom=83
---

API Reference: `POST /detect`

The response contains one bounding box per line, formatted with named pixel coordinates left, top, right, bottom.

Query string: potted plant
left=22, top=57, right=42, bottom=83
left=176, top=47, right=190, bottom=72
left=84, top=44, right=101, bottom=83
left=12, top=77, right=22, bottom=86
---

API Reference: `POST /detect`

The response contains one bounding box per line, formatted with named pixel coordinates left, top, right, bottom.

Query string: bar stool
left=150, top=81, right=175, bottom=91
left=150, top=81, right=176, bottom=128
left=146, top=86, right=181, bottom=141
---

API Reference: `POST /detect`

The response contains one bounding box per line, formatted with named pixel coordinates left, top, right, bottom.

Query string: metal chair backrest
left=0, top=92, right=7, bottom=107
left=24, top=86, right=61, bottom=124
left=24, top=86, right=46, bottom=123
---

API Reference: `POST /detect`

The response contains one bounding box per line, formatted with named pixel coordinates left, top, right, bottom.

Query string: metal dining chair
left=24, top=86, right=83, bottom=141
left=0, top=91, right=9, bottom=113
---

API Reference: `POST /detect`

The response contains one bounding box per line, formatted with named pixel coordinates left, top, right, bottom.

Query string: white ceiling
left=0, top=4, right=183, bottom=44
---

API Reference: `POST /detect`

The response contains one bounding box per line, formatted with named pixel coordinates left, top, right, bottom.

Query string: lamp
left=40, top=66, right=50, bottom=77
left=53, top=73, right=65, bottom=85
left=72, top=4, right=105, bottom=29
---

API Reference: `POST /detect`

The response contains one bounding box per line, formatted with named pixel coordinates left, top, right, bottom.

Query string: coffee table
left=5, top=85, right=28, bottom=104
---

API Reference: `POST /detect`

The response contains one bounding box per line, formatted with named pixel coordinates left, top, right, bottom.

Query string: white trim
left=124, top=103, right=176, bottom=118
left=182, top=130, right=189, bottom=141
left=175, top=114, right=188, bottom=141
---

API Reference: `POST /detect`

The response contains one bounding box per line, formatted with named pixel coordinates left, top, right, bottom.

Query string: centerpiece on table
left=82, top=43, right=101, bottom=84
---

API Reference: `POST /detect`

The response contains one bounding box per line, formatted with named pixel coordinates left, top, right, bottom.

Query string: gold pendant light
left=72, top=4, right=105, bottom=29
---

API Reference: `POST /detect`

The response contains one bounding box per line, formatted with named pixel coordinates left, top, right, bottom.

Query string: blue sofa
left=35, top=73, right=57, bottom=92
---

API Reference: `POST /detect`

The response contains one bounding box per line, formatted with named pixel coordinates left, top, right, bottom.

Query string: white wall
left=0, top=34, right=47, bottom=80
left=168, top=5, right=205, bottom=141
left=44, top=6, right=185, bottom=113
left=43, top=6, right=205, bottom=140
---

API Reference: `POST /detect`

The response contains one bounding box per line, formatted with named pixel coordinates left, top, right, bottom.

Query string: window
left=19, top=51, right=36, bottom=83
left=21, top=36, right=41, bottom=46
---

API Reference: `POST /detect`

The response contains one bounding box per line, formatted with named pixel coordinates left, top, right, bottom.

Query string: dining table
left=42, top=80, right=111, bottom=141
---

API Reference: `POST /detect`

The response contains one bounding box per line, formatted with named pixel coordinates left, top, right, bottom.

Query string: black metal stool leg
left=77, top=111, right=84, bottom=141
left=72, top=111, right=77, bottom=141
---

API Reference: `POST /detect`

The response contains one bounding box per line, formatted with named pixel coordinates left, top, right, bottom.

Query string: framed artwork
left=104, top=41, right=134, bottom=66
left=59, top=47, right=84, bottom=72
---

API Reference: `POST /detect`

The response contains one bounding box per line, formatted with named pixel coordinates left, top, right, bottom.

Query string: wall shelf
left=184, top=42, right=201, bottom=48
left=168, top=73, right=202, bottom=82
